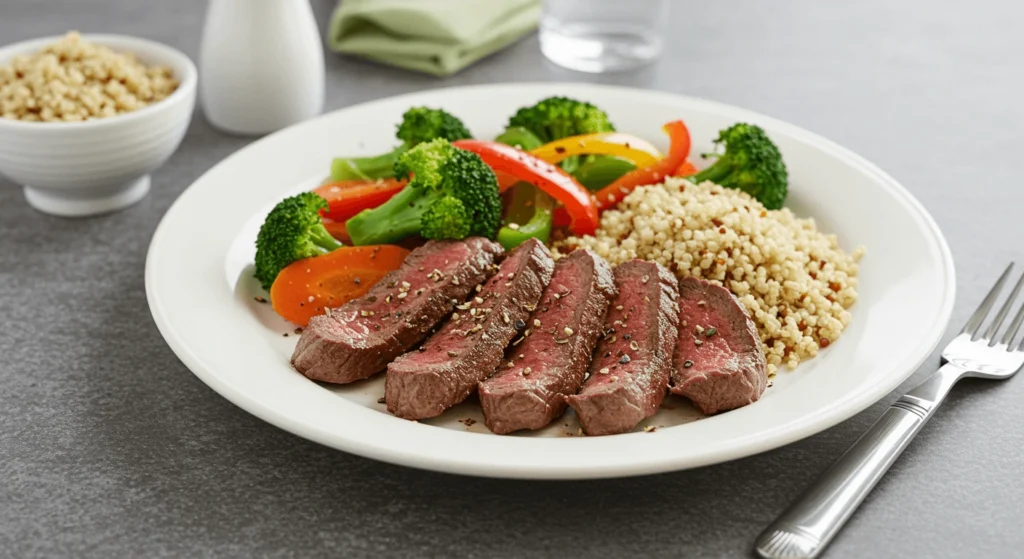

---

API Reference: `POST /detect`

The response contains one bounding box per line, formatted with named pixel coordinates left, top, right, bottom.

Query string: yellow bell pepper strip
left=494, top=132, right=663, bottom=191
left=530, top=133, right=662, bottom=167
left=552, top=119, right=691, bottom=227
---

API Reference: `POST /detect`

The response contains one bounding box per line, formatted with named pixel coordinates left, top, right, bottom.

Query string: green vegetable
left=692, top=123, right=789, bottom=210
left=504, top=96, right=615, bottom=174
left=494, top=126, right=544, bottom=151
left=494, top=125, right=553, bottom=249
left=254, top=192, right=342, bottom=290
left=331, top=107, right=472, bottom=181
left=345, top=139, right=502, bottom=246
left=497, top=184, right=554, bottom=250
left=571, top=156, right=637, bottom=190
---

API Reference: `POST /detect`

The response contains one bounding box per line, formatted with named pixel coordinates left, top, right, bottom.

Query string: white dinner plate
left=146, top=83, right=954, bottom=479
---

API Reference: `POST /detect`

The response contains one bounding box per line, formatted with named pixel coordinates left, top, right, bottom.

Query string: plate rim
left=146, top=82, right=956, bottom=479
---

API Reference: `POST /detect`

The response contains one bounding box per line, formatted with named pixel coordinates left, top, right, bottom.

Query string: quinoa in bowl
left=0, top=31, right=178, bottom=123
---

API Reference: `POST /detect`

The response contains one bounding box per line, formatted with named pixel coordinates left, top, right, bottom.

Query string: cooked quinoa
left=554, top=177, right=865, bottom=375
left=0, top=31, right=178, bottom=122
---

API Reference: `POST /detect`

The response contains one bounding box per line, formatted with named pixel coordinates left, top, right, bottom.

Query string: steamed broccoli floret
left=254, top=193, right=342, bottom=290
left=331, top=107, right=472, bottom=181
left=504, top=96, right=615, bottom=174
left=344, top=139, right=502, bottom=246
left=692, top=123, right=789, bottom=210
left=396, top=107, right=472, bottom=147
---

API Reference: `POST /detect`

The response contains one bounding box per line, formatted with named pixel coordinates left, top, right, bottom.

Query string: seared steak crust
left=386, top=239, right=554, bottom=420
left=567, top=260, right=679, bottom=436
left=479, top=249, right=617, bottom=434
left=291, top=238, right=503, bottom=384
left=670, top=276, right=767, bottom=414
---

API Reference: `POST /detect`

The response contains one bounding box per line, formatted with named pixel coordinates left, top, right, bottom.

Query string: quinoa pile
left=0, top=31, right=178, bottom=122
left=554, top=177, right=864, bottom=375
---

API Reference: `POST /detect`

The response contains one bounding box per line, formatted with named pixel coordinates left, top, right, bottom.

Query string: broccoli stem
left=692, top=155, right=733, bottom=184
left=345, top=184, right=428, bottom=246
left=310, top=223, right=344, bottom=251
left=330, top=146, right=407, bottom=181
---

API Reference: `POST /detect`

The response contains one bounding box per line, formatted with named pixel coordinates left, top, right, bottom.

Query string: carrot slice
left=313, top=178, right=407, bottom=222
left=270, top=245, right=410, bottom=326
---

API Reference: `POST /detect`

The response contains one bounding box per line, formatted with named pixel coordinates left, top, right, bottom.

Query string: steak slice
left=291, top=238, right=503, bottom=384
left=670, top=276, right=767, bottom=414
left=386, top=238, right=554, bottom=420
left=566, top=260, right=679, bottom=436
left=478, top=249, right=617, bottom=434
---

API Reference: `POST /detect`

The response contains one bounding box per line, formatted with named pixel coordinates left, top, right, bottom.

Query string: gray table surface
left=3, top=0, right=1023, bottom=557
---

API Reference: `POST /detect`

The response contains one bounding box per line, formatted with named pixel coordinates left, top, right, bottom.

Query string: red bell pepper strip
left=593, top=119, right=691, bottom=210
left=453, top=139, right=599, bottom=236
left=313, top=178, right=407, bottom=222
left=674, top=160, right=698, bottom=177
left=552, top=119, right=691, bottom=227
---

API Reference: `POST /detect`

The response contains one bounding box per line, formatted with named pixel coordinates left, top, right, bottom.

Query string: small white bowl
left=0, top=34, right=197, bottom=217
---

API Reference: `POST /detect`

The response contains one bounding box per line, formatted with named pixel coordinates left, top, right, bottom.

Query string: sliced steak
left=670, top=276, right=767, bottom=414
left=478, top=249, right=617, bottom=434
left=566, top=260, right=679, bottom=436
left=386, top=238, right=554, bottom=420
left=291, top=238, right=503, bottom=384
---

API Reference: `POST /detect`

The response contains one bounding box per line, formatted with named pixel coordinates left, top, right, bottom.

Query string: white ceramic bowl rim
left=0, top=33, right=197, bottom=130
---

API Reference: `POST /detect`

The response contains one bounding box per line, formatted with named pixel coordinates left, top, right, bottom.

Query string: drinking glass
left=539, top=0, right=670, bottom=73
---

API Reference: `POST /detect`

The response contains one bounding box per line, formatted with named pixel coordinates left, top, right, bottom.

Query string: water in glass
left=540, top=0, right=669, bottom=73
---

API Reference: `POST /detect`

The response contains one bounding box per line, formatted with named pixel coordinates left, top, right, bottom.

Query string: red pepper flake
left=829, top=281, right=841, bottom=292
left=711, top=218, right=723, bottom=227
left=718, top=227, right=727, bottom=234
left=819, top=337, right=831, bottom=348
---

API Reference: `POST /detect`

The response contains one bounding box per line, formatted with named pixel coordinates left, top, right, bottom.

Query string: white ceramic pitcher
left=199, top=0, right=325, bottom=135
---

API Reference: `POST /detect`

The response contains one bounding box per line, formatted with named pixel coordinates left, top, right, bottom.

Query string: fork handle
left=754, top=365, right=962, bottom=559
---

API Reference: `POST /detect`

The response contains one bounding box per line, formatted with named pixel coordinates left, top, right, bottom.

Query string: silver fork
left=755, top=263, right=1024, bottom=559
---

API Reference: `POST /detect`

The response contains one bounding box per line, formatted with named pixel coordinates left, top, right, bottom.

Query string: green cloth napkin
left=329, top=0, right=541, bottom=77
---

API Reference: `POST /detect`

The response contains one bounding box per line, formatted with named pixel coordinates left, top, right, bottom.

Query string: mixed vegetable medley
left=254, top=96, right=789, bottom=326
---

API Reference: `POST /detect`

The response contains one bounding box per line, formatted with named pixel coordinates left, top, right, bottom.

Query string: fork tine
left=963, top=262, right=1014, bottom=337
left=987, top=269, right=1024, bottom=344
left=1004, top=298, right=1024, bottom=350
